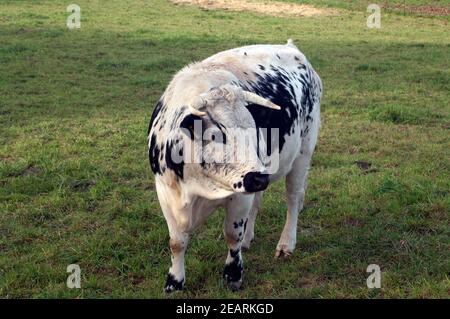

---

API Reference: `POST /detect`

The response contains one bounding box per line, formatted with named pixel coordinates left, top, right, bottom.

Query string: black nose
left=243, top=172, right=269, bottom=193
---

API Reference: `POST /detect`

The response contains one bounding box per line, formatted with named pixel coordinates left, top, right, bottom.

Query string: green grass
left=0, top=0, right=449, bottom=298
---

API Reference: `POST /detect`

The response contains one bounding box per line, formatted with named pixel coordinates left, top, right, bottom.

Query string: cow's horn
left=242, top=91, right=282, bottom=110
left=189, top=97, right=207, bottom=116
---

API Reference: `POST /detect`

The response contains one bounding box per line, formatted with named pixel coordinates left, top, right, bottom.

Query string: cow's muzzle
left=243, top=172, right=269, bottom=193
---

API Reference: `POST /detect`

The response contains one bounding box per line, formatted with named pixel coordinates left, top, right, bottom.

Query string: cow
left=147, top=39, right=322, bottom=292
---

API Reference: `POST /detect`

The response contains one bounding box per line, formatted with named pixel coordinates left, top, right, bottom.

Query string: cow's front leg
left=155, top=178, right=190, bottom=293
left=165, top=231, right=189, bottom=293
left=223, top=194, right=254, bottom=291
left=241, top=191, right=263, bottom=250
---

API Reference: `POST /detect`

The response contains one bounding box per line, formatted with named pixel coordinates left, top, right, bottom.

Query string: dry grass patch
left=171, top=0, right=338, bottom=17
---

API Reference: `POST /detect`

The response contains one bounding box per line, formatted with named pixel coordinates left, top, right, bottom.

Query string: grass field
left=0, top=0, right=449, bottom=298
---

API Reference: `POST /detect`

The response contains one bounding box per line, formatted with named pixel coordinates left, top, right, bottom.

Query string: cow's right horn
left=242, top=91, right=282, bottom=110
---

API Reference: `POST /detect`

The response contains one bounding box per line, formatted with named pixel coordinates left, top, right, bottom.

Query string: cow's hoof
left=164, top=273, right=184, bottom=293
left=226, top=279, right=243, bottom=292
left=274, top=248, right=293, bottom=259
left=223, top=262, right=243, bottom=291
left=275, top=239, right=295, bottom=259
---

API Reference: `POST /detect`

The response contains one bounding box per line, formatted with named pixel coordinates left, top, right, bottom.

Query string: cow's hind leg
left=241, top=191, right=263, bottom=250
left=276, top=120, right=319, bottom=258
left=223, top=194, right=254, bottom=290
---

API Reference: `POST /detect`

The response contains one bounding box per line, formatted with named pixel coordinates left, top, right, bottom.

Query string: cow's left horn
left=242, top=91, right=282, bottom=110
left=189, top=106, right=207, bottom=116
left=189, top=97, right=207, bottom=116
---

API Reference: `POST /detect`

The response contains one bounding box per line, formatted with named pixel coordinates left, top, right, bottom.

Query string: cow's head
left=169, top=84, right=281, bottom=199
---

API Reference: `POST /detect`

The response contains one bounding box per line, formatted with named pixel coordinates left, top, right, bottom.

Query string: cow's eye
left=206, top=132, right=219, bottom=143
left=212, top=130, right=226, bottom=144
left=180, top=114, right=204, bottom=140
left=203, top=128, right=226, bottom=145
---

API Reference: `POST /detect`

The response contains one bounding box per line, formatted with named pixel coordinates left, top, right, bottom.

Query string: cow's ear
left=180, top=114, right=203, bottom=140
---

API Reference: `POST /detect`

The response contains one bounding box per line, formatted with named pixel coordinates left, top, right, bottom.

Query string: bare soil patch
left=384, top=4, right=450, bottom=16
left=171, top=0, right=338, bottom=17
left=21, top=165, right=42, bottom=176
left=354, top=160, right=379, bottom=174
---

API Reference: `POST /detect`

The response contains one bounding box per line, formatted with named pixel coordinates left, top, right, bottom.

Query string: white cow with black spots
left=147, top=40, right=322, bottom=292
